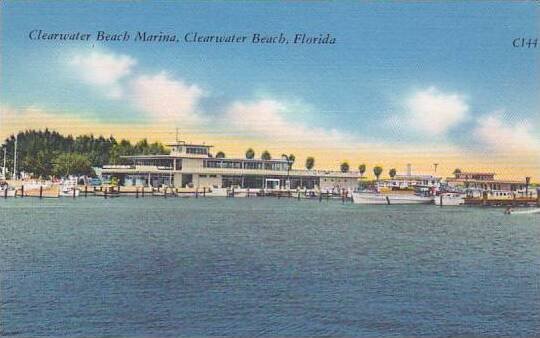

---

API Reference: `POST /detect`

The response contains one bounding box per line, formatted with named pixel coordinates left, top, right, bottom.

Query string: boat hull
left=352, top=192, right=433, bottom=205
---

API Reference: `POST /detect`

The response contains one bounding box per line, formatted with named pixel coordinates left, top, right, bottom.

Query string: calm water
left=1, top=197, right=539, bottom=336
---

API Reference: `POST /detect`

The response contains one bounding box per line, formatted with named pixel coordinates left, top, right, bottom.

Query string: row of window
left=203, top=160, right=287, bottom=171
left=186, top=147, right=208, bottom=155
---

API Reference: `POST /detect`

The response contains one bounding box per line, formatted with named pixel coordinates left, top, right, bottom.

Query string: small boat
left=434, top=193, right=466, bottom=206
left=0, top=185, right=16, bottom=197
left=205, top=187, right=228, bottom=197
left=505, top=207, right=540, bottom=215
left=59, top=178, right=80, bottom=197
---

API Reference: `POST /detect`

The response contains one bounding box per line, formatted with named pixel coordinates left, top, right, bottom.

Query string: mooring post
left=104, top=188, right=108, bottom=199
left=72, top=186, right=76, bottom=198
left=297, top=191, right=300, bottom=200
left=84, top=185, right=88, bottom=197
left=203, top=187, right=206, bottom=197
left=136, top=187, right=139, bottom=198
left=39, top=185, right=43, bottom=199
left=164, top=187, right=167, bottom=198
left=4, top=187, right=7, bottom=199
left=21, top=185, right=24, bottom=198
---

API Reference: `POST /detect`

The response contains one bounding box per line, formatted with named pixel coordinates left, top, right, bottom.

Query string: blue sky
left=1, top=1, right=539, bottom=176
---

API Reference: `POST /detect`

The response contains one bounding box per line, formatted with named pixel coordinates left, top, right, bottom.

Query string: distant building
left=446, top=171, right=527, bottom=191
left=101, top=141, right=361, bottom=191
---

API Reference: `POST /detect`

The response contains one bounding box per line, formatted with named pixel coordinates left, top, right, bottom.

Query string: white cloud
left=225, top=99, right=349, bottom=147
left=69, top=50, right=136, bottom=98
left=474, top=114, right=540, bottom=153
left=129, top=72, right=204, bottom=123
left=389, top=87, right=469, bottom=136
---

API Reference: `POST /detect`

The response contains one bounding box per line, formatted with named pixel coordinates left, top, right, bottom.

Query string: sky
left=1, top=1, right=539, bottom=179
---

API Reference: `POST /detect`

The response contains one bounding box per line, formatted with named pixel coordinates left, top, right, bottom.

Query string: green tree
left=340, top=162, right=350, bottom=173
left=52, top=153, right=94, bottom=177
left=245, top=148, right=255, bottom=159
left=389, top=168, right=397, bottom=178
left=358, top=163, right=366, bottom=177
left=261, top=150, right=271, bottom=160
left=373, top=166, right=383, bottom=181
left=453, top=168, right=462, bottom=175
left=215, top=151, right=225, bottom=158
left=305, top=156, right=315, bottom=170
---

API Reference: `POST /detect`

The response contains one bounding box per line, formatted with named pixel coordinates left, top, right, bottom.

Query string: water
left=1, top=198, right=539, bottom=336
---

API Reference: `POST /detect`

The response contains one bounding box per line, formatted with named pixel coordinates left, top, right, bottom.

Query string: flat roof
left=120, top=155, right=289, bottom=162
left=166, top=142, right=213, bottom=147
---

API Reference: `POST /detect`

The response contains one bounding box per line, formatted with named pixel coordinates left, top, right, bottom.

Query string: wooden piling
left=21, top=185, right=24, bottom=198
left=136, top=187, right=139, bottom=198
left=203, top=187, right=206, bottom=197
left=84, top=185, right=88, bottom=197
left=72, top=186, right=76, bottom=198
left=4, top=187, right=7, bottom=199
left=39, top=185, right=43, bottom=199
left=164, top=187, right=167, bottom=198
left=297, top=191, right=300, bottom=200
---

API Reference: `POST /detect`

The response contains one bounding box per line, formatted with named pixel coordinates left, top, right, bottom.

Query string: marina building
left=101, top=141, right=361, bottom=191
left=446, top=171, right=528, bottom=191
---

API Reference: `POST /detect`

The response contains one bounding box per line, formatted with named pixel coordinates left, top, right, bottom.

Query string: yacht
left=352, top=188, right=433, bottom=205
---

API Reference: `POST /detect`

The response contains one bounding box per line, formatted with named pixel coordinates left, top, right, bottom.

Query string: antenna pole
left=13, top=135, right=17, bottom=180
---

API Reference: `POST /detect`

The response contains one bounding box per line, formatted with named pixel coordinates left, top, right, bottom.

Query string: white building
left=101, top=141, right=361, bottom=192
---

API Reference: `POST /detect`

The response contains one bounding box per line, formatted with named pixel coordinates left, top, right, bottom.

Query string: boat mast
left=12, top=135, right=17, bottom=180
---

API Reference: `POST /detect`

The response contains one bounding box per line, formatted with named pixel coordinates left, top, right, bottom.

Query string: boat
left=434, top=192, right=466, bottom=206
left=505, top=207, right=540, bottom=215
left=59, top=177, right=80, bottom=197
left=205, top=186, right=228, bottom=197
left=0, top=184, right=16, bottom=197
left=351, top=189, right=433, bottom=205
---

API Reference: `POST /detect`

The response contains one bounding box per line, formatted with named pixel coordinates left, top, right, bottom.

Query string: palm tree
left=281, top=153, right=296, bottom=189
left=453, top=168, right=462, bottom=175
left=340, top=162, right=350, bottom=173
left=358, top=164, right=366, bottom=177
left=373, top=166, right=383, bottom=181
left=245, top=148, right=255, bottom=159
left=305, top=156, right=315, bottom=170
left=215, top=151, right=225, bottom=158
left=261, top=150, right=271, bottom=160
left=389, top=168, right=397, bottom=178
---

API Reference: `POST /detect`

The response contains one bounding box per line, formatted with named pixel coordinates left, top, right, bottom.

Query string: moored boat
left=352, top=190, right=433, bottom=205
left=434, top=193, right=466, bottom=206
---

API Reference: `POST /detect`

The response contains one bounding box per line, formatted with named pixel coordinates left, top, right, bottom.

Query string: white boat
left=506, top=208, right=540, bottom=215
left=205, top=187, right=228, bottom=197
left=351, top=191, right=433, bottom=205
left=59, top=178, right=80, bottom=197
left=434, top=193, right=466, bottom=206
left=0, top=186, right=16, bottom=197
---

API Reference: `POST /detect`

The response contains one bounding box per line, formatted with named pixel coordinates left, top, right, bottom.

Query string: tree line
left=215, top=148, right=395, bottom=180
left=1, top=129, right=169, bottom=178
